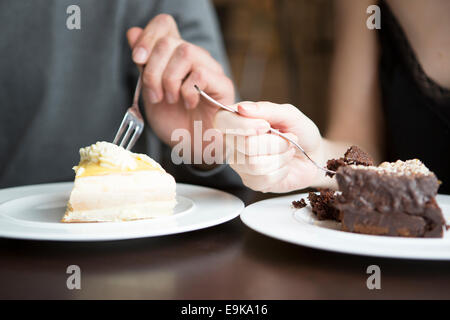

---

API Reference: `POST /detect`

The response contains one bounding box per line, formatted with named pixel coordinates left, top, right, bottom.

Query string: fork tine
left=113, top=113, right=130, bottom=145
left=126, top=125, right=143, bottom=151
left=119, top=121, right=134, bottom=148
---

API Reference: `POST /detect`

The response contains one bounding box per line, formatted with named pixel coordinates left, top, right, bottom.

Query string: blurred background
left=213, top=0, right=334, bottom=134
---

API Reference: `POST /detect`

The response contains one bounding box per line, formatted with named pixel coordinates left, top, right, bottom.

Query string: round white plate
left=241, top=193, right=450, bottom=260
left=0, top=182, right=244, bottom=241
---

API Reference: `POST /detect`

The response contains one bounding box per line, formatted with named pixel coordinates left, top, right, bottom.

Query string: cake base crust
left=336, top=199, right=444, bottom=238
left=62, top=200, right=176, bottom=223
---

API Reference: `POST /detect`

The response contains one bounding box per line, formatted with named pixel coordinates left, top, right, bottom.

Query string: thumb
left=126, top=27, right=144, bottom=49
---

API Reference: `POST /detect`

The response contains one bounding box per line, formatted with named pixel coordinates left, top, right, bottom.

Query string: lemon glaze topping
left=73, top=141, right=163, bottom=177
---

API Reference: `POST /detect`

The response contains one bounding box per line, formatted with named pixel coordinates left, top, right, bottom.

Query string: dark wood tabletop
left=1, top=189, right=450, bottom=300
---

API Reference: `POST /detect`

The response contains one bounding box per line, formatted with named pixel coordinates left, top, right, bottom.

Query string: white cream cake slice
left=62, top=141, right=176, bottom=223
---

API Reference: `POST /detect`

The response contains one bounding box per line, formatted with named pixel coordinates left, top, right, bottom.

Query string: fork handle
left=195, top=84, right=335, bottom=175
left=132, top=74, right=143, bottom=108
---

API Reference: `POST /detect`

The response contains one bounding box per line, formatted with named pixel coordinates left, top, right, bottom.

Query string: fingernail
left=184, top=100, right=192, bottom=109
left=166, top=93, right=175, bottom=104
left=238, top=103, right=255, bottom=113
left=149, top=90, right=159, bottom=104
left=133, top=47, right=148, bottom=63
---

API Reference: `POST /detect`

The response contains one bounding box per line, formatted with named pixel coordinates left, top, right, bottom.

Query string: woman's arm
left=325, top=0, right=383, bottom=163
left=289, top=0, right=384, bottom=189
left=213, top=0, right=385, bottom=193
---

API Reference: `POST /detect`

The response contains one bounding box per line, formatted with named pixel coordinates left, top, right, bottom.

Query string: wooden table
left=1, top=189, right=450, bottom=300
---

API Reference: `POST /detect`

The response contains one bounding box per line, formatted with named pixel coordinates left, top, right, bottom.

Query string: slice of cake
left=62, top=141, right=176, bottom=223
left=293, top=146, right=446, bottom=238
left=334, top=159, right=445, bottom=238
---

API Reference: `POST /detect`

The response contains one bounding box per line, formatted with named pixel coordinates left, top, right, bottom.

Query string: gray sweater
left=0, top=0, right=242, bottom=189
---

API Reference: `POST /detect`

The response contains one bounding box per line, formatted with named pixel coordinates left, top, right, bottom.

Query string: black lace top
left=378, top=1, right=450, bottom=193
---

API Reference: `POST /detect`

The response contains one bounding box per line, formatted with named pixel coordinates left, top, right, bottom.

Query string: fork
left=194, top=85, right=335, bottom=175
left=113, top=74, right=145, bottom=150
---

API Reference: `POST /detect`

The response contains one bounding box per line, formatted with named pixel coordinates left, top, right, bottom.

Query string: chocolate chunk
left=344, top=146, right=374, bottom=167
left=308, top=189, right=341, bottom=221
left=292, top=198, right=307, bottom=209
left=326, top=145, right=374, bottom=177
left=326, top=158, right=346, bottom=177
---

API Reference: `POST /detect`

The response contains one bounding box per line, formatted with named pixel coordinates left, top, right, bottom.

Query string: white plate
left=0, top=182, right=244, bottom=242
left=241, top=193, right=450, bottom=260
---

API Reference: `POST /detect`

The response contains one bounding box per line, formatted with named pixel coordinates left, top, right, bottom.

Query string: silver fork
left=113, top=75, right=145, bottom=150
left=194, top=85, right=335, bottom=175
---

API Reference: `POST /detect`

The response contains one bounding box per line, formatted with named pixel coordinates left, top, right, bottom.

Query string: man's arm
left=128, top=0, right=243, bottom=187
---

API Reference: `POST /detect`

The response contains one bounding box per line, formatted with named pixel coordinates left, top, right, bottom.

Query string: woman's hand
left=214, top=101, right=329, bottom=193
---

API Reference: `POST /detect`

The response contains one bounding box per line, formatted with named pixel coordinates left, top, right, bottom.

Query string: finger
left=226, top=133, right=296, bottom=156
left=229, top=148, right=295, bottom=175
left=260, top=158, right=321, bottom=193
left=237, top=166, right=291, bottom=193
left=237, top=101, right=320, bottom=150
left=126, top=27, right=143, bottom=48
left=214, top=110, right=270, bottom=136
left=162, top=43, right=223, bottom=104
left=236, top=101, right=306, bottom=129
left=132, top=14, right=180, bottom=64
left=142, top=37, right=180, bottom=104
left=181, top=66, right=233, bottom=110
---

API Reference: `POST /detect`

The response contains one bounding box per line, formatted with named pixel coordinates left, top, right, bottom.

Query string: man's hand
left=127, top=14, right=235, bottom=161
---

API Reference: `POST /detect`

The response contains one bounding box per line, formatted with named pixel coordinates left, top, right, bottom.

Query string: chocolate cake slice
left=293, top=145, right=445, bottom=238
left=334, top=159, right=445, bottom=238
